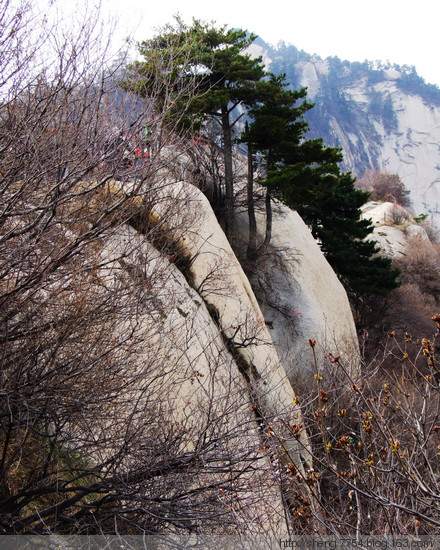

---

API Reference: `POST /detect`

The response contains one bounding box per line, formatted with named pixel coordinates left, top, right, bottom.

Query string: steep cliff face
left=298, top=64, right=440, bottom=224
left=251, top=39, right=440, bottom=226
left=325, top=72, right=440, bottom=221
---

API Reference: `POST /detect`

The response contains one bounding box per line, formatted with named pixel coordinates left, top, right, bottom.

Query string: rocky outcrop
left=149, top=182, right=312, bottom=467
left=235, top=200, right=360, bottom=384
left=98, top=179, right=360, bottom=531
left=361, top=200, right=432, bottom=258
left=99, top=222, right=293, bottom=534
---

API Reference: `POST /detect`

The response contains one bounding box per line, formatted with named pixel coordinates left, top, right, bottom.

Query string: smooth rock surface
left=235, top=200, right=360, bottom=383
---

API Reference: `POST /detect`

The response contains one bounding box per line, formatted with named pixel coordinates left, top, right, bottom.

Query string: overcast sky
left=101, top=0, right=440, bottom=86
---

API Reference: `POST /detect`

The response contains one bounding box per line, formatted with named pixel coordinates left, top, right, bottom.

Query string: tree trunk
left=221, top=105, right=234, bottom=240
left=264, top=189, right=272, bottom=246
left=264, top=150, right=273, bottom=246
left=246, top=122, right=257, bottom=259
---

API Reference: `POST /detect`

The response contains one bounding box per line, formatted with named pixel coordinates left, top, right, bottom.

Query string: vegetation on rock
left=124, top=17, right=267, bottom=238
left=357, top=170, right=411, bottom=207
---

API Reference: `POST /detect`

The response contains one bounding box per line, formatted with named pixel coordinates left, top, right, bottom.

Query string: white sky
left=101, top=0, right=440, bottom=86
left=36, top=0, right=440, bottom=86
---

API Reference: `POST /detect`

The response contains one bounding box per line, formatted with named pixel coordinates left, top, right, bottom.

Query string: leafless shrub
left=0, top=2, right=285, bottom=536
left=359, top=237, right=440, bottom=359
left=357, top=170, right=411, bottom=207
left=267, top=331, right=440, bottom=535
left=395, top=239, right=440, bottom=301
left=387, top=203, right=412, bottom=226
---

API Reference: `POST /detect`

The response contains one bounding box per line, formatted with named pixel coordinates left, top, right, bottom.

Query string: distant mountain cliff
left=250, top=39, right=440, bottom=224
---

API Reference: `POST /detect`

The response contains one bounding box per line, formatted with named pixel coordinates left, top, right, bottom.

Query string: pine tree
left=302, top=172, right=400, bottom=297
left=124, top=18, right=267, bottom=239
left=245, top=76, right=400, bottom=297
left=245, top=74, right=342, bottom=245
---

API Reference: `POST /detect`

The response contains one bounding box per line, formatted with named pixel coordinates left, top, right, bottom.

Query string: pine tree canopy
left=245, top=75, right=400, bottom=298
left=124, top=19, right=400, bottom=298
left=302, top=173, right=401, bottom=297
left=123, top=18, right=268, bottom=238
left=123, top=18, right=267, bottom=130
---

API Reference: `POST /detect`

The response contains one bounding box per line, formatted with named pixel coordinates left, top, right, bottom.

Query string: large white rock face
left=297, top=57, right=329, bottom=98
left=154, top=183, right=312, bottom=467
left=98, top=222, right=293, bottom=534
left=235, top=201, right=360, bottom=383
left=365, top=83, right=440, bottom=221
left=102, top=179, right=361, bottom=527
